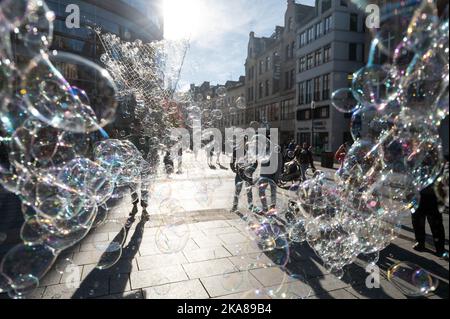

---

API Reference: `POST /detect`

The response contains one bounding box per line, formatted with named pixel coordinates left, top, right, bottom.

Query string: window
left=314, top=77, right=321, bottom=101
left=259, top=82, right=263, bottom=99
left=349, top=43, right=357, bottom=61
left=265, top=56, right=270, bottom=72
left=307, top=54, right=314, bottom=69
left=300, top=32, right=306, bottom=47
left=315, top=50, right=322, bottom=66
left=306, top=80, right=312, bottom=104
left=324, top=44, right=331, bottom=63
left=299, top=56, right=306, bottom=73
left=298, top=82, right=305, bottom=105
left=288, top=17, right=293, bottom=31
left=290, top=41, right=295, bottom=58
left=307, top=27, right=315, bottom=43
left=285, top=44, right=290, bottom=60
left=316, top=22, right=322, bottom=38
left=265, top=80, right=270, bottom=97
left=350, top=13, right=358, bottom=32
left=324, top=16, right=332, bottom=34
left=341, top=0, right=348, bottom=6
left=297, top=109, right=312, bottom=121
left=323, top=74, right=330, bottom=100
left=314, top=106, right=330, bottom=119
left=259, top=61, right=264, bottom=74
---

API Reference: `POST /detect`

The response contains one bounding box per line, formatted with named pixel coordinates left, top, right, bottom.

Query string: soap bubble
left=0, top=244, right=57, bottom=291
left=387, top=262, right=439, bottom=297
left=92, top=220, right=127, bottom=270
left=331, top=88, right=359, bottom=113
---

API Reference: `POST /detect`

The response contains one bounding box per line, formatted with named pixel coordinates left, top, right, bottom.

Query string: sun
left=163, top=0, right=205, bottom=40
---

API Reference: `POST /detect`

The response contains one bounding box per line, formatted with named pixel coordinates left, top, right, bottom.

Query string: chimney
left=249, top=31, right=255, bottom=38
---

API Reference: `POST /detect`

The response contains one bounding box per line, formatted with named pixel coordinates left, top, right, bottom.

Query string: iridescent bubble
left=20, top=51, right=118, bottom=133
left=352, top=65, right=397, bottom=105
left=16, top=0, right=55, bottom=52
left=387, top=262, right=439, bottom=297
left=92, top=220, right=126, bottom=270
left=434, top=162, right=449, bottom=207
left=331, top=88, right=359, bottom=113
left=0, top=243, right=57, bottom=293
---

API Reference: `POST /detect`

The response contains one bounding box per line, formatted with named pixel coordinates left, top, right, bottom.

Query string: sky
left=163, top=0, right=316, bottom=91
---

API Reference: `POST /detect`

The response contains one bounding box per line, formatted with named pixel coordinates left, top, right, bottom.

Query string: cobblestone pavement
left=0, top=151, right=448, bottom=299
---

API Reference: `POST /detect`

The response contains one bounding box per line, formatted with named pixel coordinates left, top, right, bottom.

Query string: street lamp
left=311, top=100, right=316, bottom=152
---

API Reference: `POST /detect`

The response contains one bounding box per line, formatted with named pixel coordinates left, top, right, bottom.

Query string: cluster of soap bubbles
left=0, top=0, right=180, bottom=298
left=232, top=0, right=448, bottom=290
left=316, top=0, right=447, bottom=277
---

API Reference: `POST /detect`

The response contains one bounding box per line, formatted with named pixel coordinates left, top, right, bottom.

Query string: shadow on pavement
left=71, top=205, right=149, bottom=299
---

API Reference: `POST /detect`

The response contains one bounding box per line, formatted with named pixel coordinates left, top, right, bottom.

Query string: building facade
left=295, top=0, right=366, bottom=154
left=244, top=0, right=315, bottom=146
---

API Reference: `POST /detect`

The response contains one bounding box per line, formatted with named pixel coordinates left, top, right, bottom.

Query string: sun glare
left=164, top=0, right=205, bottom=40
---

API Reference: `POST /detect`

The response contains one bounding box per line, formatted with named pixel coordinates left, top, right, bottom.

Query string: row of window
left=299, top=12, right=360, bottom=49
left=298, top=74, right=331, bottom=105
left=299, top=15, right=333, bottom=48
left=299, top=44, right=331, bottom=73
left=297, top=105, right=330, bottom=121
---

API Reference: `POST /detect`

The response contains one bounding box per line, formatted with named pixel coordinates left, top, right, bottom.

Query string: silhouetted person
left=412, top=183, right=447, bottom=259
left=230, top=138, right=257, bottom=213
left=295, top=142, right=316, bottom=182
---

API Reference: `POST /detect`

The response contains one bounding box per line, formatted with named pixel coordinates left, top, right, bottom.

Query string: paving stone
left=265, top=281, right=314, bottom=299
left=183, top=247, right=232, bottom=263
left=137, top=252, right=188, bottom=270
left=109, top=273, right=131, bottom=294
left=183, top=258, right=237, bottom=279
left=83, top=232, right=109, bottom=243
left=344, top=280, right=409, bottom=299
left=196, top=220, right=231, bottom=230
left=139, top=239, right=199, bottom=256
left=307, top=288, right=358, bottom=299
left=202, top=226, right=241, bottom=237
left=218, top=232, right=251, bottom=245
left=224, top=242, right=261, bottom=256
left=99, top=290, right=144, bottom=299
left=142, top=279, right=209, bottom=299
left=72, top=251, right=105, bottom=266
left=228, top=254, right=273, bottom=270
left=130, top=265, right=189, bottom=290
left=201, top=271, right=263, bottom=298
left=250, top=267, right=297, bottom=287
left=191, top=234, right=225, bottom=248
left=308, top=275, right=350, bottom=292
left=40, top=269, right=63, bottom=286
left=214, top=289, right=270, bottom=299
left=24, top=287, right=46, bottom=299
left=42, top=280, right=108, bottom=299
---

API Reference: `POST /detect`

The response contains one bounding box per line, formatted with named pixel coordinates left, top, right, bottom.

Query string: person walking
left=295, top=142, right=316, bottom=182
left=258, top=143, right=282, bottom=215
left=412, top=182, right=448, bottom=259
left=230, top=138, right=257, bottom=213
